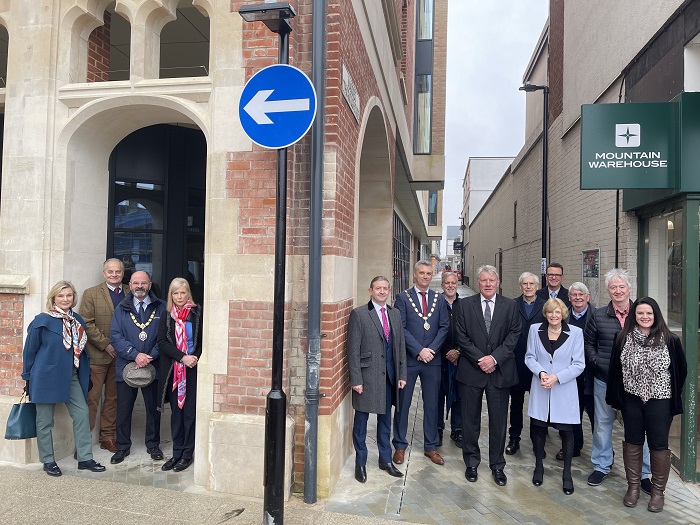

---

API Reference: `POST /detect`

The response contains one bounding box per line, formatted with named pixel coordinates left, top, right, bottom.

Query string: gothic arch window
left=86, top=3, right=131, bottom=82
left=159, top=1, right=210, bottom=79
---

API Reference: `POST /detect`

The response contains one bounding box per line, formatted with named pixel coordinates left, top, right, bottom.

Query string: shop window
left=159, top=3, right=210, bottom=79
left=393, top=213, right=411, bottom=299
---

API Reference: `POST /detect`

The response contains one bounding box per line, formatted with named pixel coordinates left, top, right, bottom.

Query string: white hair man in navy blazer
left=347, top=276, right=407, bottom=483
left=392, top=260, right=450, bottom=466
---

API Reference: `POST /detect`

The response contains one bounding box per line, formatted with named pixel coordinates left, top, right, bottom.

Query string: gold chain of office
left=130, top=309, right=157, bottom=341
left=405, top=290, right=437, bottom=331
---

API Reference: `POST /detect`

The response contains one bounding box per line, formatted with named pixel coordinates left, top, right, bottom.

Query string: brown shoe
left=424, top=450, right=445, bottom=465
left=100, top=439, right=118, bottom=453
left=393, top=449, right=405, bottom=464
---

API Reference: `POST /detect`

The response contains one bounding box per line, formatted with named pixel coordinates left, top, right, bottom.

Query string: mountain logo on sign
left=615, top=123, right=640, bottom=148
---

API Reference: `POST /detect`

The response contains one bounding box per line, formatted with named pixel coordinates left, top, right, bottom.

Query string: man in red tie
left=347, top=276, right=407, bottom=483
left=392, top=260, right=450, bottom=466
left=79, top=258, right=126, bottom=453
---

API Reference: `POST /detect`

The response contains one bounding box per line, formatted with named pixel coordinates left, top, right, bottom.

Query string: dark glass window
left=414, top=74, right=432, bottom=154
left=393, top=213, right=411, bottom=300
left=428, top=190, right=438, bottom=226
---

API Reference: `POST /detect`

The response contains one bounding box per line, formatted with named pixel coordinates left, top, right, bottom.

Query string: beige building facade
left=0, top=0, right=446, bottom=498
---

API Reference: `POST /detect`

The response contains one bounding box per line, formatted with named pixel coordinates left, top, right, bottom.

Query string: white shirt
left=480, top=294, right=496, bottom=317
left=372, top=301, right=388, bottom=325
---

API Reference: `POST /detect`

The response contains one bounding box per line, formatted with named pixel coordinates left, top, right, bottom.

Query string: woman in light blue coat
left=525, top=298, right=584, bottom=495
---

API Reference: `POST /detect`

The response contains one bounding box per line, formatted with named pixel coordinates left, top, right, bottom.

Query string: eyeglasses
left=546, top=273, right=563, bottom=278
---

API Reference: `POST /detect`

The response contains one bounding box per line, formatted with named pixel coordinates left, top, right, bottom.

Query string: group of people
left=348, top=261, right=686, bottom=513
left=21, top=259, right=202, bottom=477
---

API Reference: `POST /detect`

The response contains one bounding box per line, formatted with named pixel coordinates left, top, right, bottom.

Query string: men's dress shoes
left=355, top=466, right=367, bottom=483
left=378, top=462, right=403, bottom=477
left=43, top=462, right=62, bottom=477
left=424, top=450, right=445, bottom=465
left=78, top=459, right=106, bottom=472
left=100, top=439, right=118, bottom=453
left=392, top=449, right=405, bottom=465
left=505, top=440, right=520, bottom=455
left=465, top=467, right=478, bottom=482
left=173, top=458, right=193, bottom=472
left=162, top=457, right=180, bottom=471
left=450, top=431, right=463, bottom=448
left=110, top=449, right=130, bottom=464
left=492, top=469, right=507, bottom=486
left=437, top=428, right=443, bottom=447
left=147, top=447, right=164, bottom=460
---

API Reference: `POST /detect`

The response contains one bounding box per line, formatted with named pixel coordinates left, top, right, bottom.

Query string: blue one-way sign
left=239, top=64, right=317, bottom=149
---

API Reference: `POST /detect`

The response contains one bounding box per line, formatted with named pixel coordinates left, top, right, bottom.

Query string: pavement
left=1, top=277, right=699, bottom=524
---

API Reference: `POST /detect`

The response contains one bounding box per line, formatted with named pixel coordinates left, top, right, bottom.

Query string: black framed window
left=428, top=190, right=438, bottom=226
left=393, top=212, right=411, bottom=299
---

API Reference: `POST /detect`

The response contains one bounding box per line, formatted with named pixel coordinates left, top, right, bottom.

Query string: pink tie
left=115, top=287, right=120, bottom=294
left=381, top=307, right=390, bottom=341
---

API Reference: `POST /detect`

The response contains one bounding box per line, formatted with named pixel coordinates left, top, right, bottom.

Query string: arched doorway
left=108, top=124, right=206, bottom=301
left=356, top=105, right=392, bottom=302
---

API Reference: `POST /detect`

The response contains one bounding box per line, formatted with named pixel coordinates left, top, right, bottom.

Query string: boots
left=622, top=441, right=643, bottom=507
left=648, top=449, right=672, bottom=513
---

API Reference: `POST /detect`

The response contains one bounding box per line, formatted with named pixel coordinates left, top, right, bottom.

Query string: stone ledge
left=0, top=275, right=30, bottom=295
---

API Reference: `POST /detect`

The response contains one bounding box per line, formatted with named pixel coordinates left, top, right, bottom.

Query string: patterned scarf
left=171, top=303, right=193, bottom=409
left=45, top=306, right=87, bottom=368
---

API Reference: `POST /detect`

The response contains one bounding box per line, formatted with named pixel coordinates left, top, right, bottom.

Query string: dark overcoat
left=513, top=295, right=546, bottom=390
left=21, top=312, right=91, bottom=404
left=347, top=301, right=407, bottom=414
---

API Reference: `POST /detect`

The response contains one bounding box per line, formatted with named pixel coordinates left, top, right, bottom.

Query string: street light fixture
left=239, top=3, right=296, bottom=523
left=519, top=82, right=549, bottom=286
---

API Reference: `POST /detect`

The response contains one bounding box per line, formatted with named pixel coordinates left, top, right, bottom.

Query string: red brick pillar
left=0, top=293, right=24, bottom=397
left=87, top=11, right=111, bottom=82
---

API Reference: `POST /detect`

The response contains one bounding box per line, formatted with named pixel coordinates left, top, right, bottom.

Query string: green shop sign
left=580, top=102, right=677, bottom=189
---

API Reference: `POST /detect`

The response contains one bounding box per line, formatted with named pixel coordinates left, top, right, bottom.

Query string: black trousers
left=116, top=380, right=161, bottom=451
left=460, top=381, right=509, bottom=471
left=507, top=388, right=526, bottom=441
left=621, top=393, right=673, bottom=451
left=169, top=366, right=198, bottom=460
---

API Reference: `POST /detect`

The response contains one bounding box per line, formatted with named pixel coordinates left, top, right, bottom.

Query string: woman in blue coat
left=525, top=298, right=584, bottom=495
left=21, top=281, right=106, bottom=476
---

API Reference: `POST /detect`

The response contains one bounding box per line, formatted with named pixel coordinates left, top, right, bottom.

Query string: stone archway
left=356, top=104, right=392, bottom=302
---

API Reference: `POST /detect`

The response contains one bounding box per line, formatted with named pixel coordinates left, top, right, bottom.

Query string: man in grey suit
left=455, top=265, right=521, bottom=486
left=347, top=276, right=407, bottom=483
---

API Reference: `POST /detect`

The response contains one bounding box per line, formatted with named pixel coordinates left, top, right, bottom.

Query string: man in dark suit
left=392, top=260, right=450, bottom=466
left=347, top=276, right=407, bottom=483
left=438, top=271, right=462, bottom=448
left=536, top=263, right=571, bottom=308
left=506, top=272, right=545, bottom=455
left=455, top=264, right=520, bottom=486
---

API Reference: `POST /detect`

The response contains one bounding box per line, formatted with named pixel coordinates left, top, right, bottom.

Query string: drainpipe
left=304, top=0, right=326, bottom=504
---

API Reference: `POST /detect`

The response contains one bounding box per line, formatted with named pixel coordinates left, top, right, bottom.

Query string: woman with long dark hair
left=606, top=297, right=687, bottom=512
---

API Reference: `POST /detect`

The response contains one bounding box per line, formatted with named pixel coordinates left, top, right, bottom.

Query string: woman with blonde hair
left=22, top=281, right=106, bottom=476
left=525, top=297, right=584, bottom=495
left=157, top=277, right=202, bottom=472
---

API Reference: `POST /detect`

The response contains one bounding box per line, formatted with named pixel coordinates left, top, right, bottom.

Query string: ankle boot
left=648, top=449, right=672, bottom=513
left=622, top=441, right=643, bottom=507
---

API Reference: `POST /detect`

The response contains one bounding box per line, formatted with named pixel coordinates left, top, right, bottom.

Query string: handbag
left=4, top=393, right=37, bottom=440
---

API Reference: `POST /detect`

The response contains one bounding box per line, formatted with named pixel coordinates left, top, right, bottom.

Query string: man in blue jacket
left=110, top=271, right=165, bottom=464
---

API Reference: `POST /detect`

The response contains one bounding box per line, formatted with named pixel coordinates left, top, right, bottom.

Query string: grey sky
left=442, top=0, right=549, bottom=252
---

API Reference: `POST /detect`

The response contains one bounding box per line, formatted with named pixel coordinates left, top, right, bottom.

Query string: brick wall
left=0, top=293, right=25, bottom=396
left=87, top=10, right=111, bottom=83
left=431, top=0, right=447, bottom=156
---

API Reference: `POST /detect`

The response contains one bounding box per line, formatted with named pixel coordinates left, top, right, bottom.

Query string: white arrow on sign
left=243, top=89, right=311, bottom=125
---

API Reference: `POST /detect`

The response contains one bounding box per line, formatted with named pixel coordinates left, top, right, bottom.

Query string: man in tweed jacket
left=347, top=276, right=407, bottom=483
left=78, top=258, right=125, bottom=453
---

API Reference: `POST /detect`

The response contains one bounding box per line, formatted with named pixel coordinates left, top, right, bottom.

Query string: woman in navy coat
left=525, top=298, right=584, bottom=495
left=21, top=281, right=106, bottom=476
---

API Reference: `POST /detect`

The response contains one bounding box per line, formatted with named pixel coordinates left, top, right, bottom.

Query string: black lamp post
left=239, top=3, right=296, bottom=523
left=519, top=82, right=549, bottom=286
left=459, top=216, right=466, bottom=285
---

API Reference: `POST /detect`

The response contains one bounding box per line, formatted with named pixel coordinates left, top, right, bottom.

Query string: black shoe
left=437, top=428, right=443, bottom=447
left=587, top=470, right=607, bottom=486
left=563, top=479, right=574, bottom=495
left=110, top=449, right=130, bottom=464
left=465, top=467, right=478, bottom=482
left=378, top=462, right=403, bottom=477
left=556, top=449, right=564, bottom=461
left=147, top=447, right=164, bottom=460
left=532, top=467, right=544, bottom=486
left=355, top=465, right=367, bottom=483
left=43, top=462, right=62, bottom=477
left=78, top=459, right=106, bottom=472
left=450, top=431, right=463, bottom=448
left=162, top=457, right=180, bottom=471
left=641, top=477, right=652, bottom=495
left=492, top=469, right=507, bottom=486
left=505, top=440, right=520, bottom=455
left=173, top=458, right=193, bottom=472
